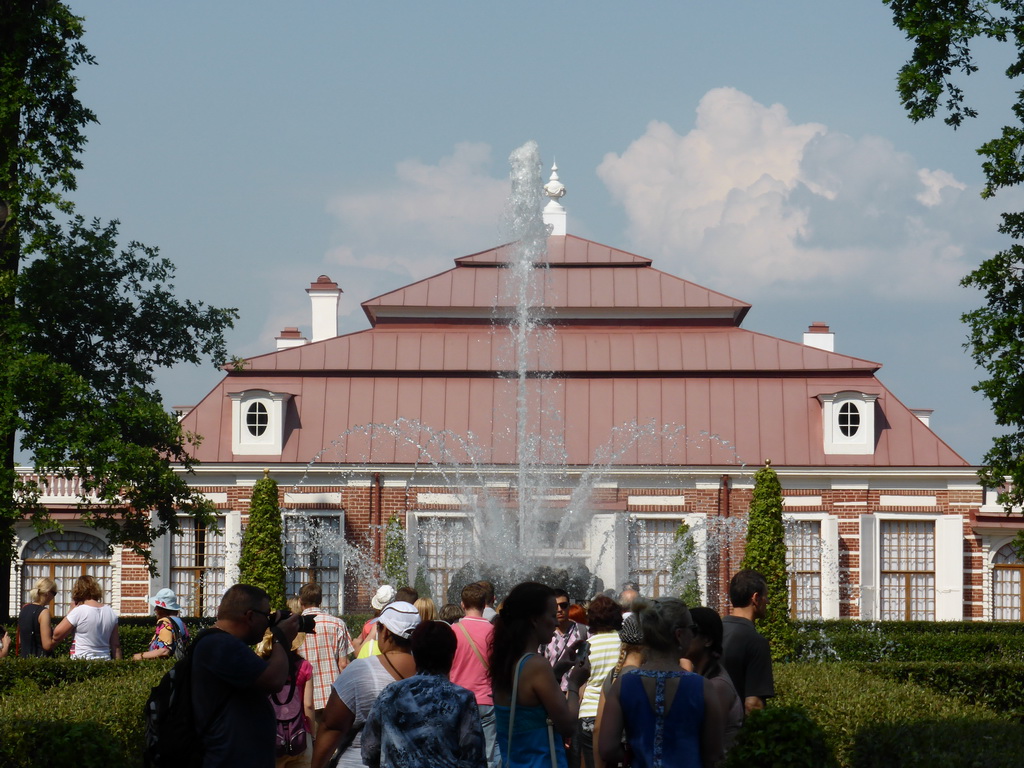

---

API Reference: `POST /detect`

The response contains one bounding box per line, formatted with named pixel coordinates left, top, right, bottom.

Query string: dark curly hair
left=489, top=581, right=555, bottom=691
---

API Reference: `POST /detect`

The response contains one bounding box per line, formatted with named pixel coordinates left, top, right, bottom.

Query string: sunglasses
left=249, top=608, right=274, bottom=623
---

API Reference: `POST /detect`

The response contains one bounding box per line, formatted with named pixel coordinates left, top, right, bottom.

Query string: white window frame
left=229, top=390, right=292, bottom=456
left=784, top=513, right=840, bottom=619
left=625, top=513, right=707, bottom=601
left=409, top=512, right=473, bottom=604
left=818, top=391, right=879, bottom=455
left=282, top=510, right=345, bottom=615
left=859, top=513, right=962, bottom=620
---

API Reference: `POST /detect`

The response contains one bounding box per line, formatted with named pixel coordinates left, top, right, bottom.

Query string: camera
left=272, top=610, right=317, bottom=634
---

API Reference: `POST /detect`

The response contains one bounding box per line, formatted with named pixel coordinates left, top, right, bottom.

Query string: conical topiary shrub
left=237, top=469, right=286, bottom=609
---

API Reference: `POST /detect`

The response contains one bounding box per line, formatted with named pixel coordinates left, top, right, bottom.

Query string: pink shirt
left=449, top=616, right=493, bottom=705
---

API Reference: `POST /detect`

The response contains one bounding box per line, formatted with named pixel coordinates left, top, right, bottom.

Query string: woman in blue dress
left=598, top=598, right=725, bottom=768
left=491, top=582, right=590, bottom=768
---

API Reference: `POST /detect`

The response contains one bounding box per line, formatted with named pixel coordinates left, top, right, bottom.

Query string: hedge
left=0, top=660, right=165, bottom=768
left=862, top=661, right=1024, bottom=719
left=774, top=663, right=1024, bottom=767
left=3, top=613, right=368, bottom=658
left=793, top=620, right=1024, bottom=662
left=4, top=656, right=1024, bottom=768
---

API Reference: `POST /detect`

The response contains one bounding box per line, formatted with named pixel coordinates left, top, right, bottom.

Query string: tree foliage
left=382, top=514, right=408, bottom=589
left=741, top=462, right=796, bottom=661
left=0, top=1, right=236, bottom=602
left=885, top=1, right=1024, bottom=514
left=237, top=472, right=286, bottom=610
left=670, top=521, right=702, bottom=607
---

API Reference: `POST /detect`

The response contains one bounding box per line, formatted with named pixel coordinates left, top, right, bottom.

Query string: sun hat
left=377, top=601, right=421, bottom=639
left=619, top=613, right=643, bottom=645
left=150, top=588, right=181, bottom=613
left=371, top=584, right=397, bottom=611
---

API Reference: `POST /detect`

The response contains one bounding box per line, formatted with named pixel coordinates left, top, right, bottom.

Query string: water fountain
left=284, top=141, right=762, bottom=607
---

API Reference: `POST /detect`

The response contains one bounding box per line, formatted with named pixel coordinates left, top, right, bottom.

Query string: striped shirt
left=578, top=631, right=621, bottom=718
left=300, top=607, right=355, bottom=710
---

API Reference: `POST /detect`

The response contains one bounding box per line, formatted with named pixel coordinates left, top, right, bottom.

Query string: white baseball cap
left=377, top=601, right=421, bottom=639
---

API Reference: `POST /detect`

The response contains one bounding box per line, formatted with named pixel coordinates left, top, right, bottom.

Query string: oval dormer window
left=246, top=401, right=269, bottom=437
left=838, top=401, right=860, bottom=437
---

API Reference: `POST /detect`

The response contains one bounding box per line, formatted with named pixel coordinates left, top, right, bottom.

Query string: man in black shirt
left=192, top=584, right=300, bottom=768
left=721, top=569, right=775, bottom=716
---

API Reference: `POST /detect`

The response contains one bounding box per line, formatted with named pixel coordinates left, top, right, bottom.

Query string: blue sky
left=63, top=2, right=1019, bottom=464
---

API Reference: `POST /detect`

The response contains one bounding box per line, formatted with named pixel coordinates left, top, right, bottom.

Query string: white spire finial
left=543, top=161, right=566, bottom=199
left=542, top=160, right=567, bottom=235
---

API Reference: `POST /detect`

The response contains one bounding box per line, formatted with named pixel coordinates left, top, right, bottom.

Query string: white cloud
left=324, top=142, right=508, bottom=282
left=917, top=168, right=967, bottom=207
left=597, top=87, right=991, bottom=299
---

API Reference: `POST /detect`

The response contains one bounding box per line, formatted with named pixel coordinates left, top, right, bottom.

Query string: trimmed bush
left=864, top=661, right=1024, bottom=719
left=741, top=462, right=797, bottom=661
left=775, top=663, right=1019, bottom=767
left=850, top=719, right=1024, bottom=768
left=794, top=620, right=1024, bottom=662
left=0, top=660, right=166, bottom=768
left=238, top=471, right=286, bottom=609
left=725, top=705, right=837, bottom=768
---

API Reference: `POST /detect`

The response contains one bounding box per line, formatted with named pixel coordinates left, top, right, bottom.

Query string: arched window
left=838, top=401, right=860, bottom=437
left=246, top=401, right=269, bottom=436
left=993, top=543, right=1023, bottom=621
left=21, top=531, right=112, bottom=616
left=817, top=391, right=878, bottom=455
left=229, top=390, right=292, bottom=455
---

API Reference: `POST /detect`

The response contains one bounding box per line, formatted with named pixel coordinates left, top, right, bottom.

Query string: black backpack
left=143, top=627, right=222, bottom=768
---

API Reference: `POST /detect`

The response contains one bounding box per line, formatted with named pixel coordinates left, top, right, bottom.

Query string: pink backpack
left=271, top=671, right=307, bottom=757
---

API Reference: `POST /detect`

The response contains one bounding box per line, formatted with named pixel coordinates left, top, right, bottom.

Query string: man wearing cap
left=311, top=601, right=421, bottom=768
left=298, top=582, right=355, bottom=732
left=132, top=587, right=188, bottom=661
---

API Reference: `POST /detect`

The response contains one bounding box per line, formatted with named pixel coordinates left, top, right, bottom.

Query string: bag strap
left=458, top=622, right=489, bottom=670
left=271, top=674, right=298, bottom=708
left=546, top=717, right=558, bottom=768
left=506, top=652, right=532, bottom=768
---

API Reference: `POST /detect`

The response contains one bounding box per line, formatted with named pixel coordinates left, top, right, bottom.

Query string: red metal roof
left=237, top=326, right=879, bottom=374
left=362, top=235, right=750, bottom=325
left=183, top=374, right=963, bottom=467
left=181, top=234, right=966, bottom=469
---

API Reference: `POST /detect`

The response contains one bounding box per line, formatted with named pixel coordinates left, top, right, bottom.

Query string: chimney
left=910, top=408, right=934, bottom=427
left=803, top=322, right=834, bottom=352
left=306, top=275, right=341, bottom=342
left=276, top=326, right=308, bottom=351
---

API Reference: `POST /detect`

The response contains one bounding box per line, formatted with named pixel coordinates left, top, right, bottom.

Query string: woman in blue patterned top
left=362, top=620, right=486, bottom=768
left=598, top=599, right=725, bottom=768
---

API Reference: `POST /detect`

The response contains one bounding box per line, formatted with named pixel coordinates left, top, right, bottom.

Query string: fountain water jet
left=283, top=141, right=757, bottom=607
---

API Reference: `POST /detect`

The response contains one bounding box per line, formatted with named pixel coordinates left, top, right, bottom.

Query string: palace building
left=11, top=178, right=1023, bottom=620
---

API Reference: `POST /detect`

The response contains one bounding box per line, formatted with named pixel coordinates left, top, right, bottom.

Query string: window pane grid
left=880, top=521, right=935, bottom=620
left=628, top=519, right=680, bottom=598
left=283, top=514, right=342, bottom=614
left=171, top=517, right=226, bottom=617
left=22, top=532, right=112, bottom=616
left=416, top=516, right=470, bottom=601
left=246, top=401, right=268, bottom=436
left=993, top=543, right=1023, bottom=621
left=786, top=520, right=822, bottom=619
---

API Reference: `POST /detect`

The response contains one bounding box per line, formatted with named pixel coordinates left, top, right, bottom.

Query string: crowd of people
left=6, top=568, right=776, bottom=768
